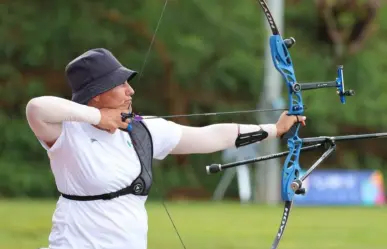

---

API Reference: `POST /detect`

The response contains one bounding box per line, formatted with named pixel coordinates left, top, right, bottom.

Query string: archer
left=25, top=48, right=305, bottom=249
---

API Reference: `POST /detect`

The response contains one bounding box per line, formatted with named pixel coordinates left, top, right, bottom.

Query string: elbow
left=25, top=97, right=45, bottom=120
left=26, top=97, right=39, bottom=114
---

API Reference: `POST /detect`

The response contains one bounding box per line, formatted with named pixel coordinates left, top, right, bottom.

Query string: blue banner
left=293, top=169, right=385, bottom=206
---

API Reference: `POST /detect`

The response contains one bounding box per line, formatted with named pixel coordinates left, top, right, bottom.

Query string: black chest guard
left=61, top=121, right=154, bottom=201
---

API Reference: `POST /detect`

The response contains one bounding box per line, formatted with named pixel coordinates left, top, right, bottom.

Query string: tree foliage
left=1, top=0, right=387, bottom=198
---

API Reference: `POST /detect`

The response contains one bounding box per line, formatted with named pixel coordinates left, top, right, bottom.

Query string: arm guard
left=235, top=126, right=268, bottom=147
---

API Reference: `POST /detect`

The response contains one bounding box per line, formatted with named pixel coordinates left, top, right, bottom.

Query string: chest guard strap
left=61, top=121, right=154, bottom=201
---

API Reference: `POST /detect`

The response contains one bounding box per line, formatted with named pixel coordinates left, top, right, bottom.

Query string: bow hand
left=275, top=111, right=306, bottom=138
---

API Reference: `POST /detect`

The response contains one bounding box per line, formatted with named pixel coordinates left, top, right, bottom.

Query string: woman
left=27, top=48, right=305, bottom=249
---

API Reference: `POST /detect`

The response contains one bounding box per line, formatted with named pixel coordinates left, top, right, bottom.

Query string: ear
left=87, top=95, right=100, bottom=106
left=92, top=95, right=101, bottom=102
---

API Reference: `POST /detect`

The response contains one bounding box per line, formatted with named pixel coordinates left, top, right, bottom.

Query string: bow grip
left=280, top=115, right=306, bottom=140
left=281, top=123, right=299, bottom=140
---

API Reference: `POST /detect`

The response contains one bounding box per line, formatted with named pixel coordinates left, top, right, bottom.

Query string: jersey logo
left=127, top=140, right=132, bottom=147
left=90, top=138, right=98, bottom=143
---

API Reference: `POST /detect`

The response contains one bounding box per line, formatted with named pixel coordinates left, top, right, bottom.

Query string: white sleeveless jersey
left=38, top=118, right=182, bottom=249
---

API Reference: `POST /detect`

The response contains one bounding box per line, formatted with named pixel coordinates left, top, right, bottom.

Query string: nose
left=125, top=82, right=135, bottom=96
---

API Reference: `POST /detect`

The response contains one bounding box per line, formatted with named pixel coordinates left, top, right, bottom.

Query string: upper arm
left=169, top=125, right=203, bottom=154
left=169, top=123, right=239, bottom=155
left=26, top=98, right=63, bottom=148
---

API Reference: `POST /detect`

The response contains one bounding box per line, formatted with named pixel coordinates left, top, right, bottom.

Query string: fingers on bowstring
left=120, top=112, right=132, bottom=123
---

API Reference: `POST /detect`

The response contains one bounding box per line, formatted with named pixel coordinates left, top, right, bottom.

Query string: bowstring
left=135, top=0, right=169, bottom=85
left=133, top=1, right=188, bottom=249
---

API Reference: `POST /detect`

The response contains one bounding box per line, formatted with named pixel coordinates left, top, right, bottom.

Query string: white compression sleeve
left=26, top=96, right=101, bottom=143
left=171, top=123, right=277, bottom=154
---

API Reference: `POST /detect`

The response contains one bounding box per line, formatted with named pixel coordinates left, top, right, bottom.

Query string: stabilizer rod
left=206, top=132, right=387, bottom=175
left=205, top=143, right=323, bottom=175
left=290, top=142, right=337, bottom=194
left=302, top=132, right=387, bottom=145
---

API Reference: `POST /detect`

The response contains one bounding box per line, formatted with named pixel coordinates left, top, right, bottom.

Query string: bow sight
left=291, top=65, right=355, bottom=104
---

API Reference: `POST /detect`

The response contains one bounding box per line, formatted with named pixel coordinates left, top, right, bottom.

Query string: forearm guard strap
left=235, top=128, right=268, bottom=148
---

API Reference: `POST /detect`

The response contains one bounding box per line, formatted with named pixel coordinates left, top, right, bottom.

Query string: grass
left=0, top=199, right=386, bottom=249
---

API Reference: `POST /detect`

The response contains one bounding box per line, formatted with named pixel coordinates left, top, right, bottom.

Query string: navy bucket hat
left=65, top=48, right=137, bottom=105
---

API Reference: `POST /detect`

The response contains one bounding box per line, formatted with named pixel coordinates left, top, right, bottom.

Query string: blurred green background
left=1, top=0, right=387, bottom=248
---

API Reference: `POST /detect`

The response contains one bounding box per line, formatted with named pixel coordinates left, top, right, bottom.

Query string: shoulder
left=140, top=117, right=181, bottom=132
left=137, top=117, right=182, bottom=160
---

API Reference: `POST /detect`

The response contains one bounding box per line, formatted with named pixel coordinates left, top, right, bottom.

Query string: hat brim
left=71, top=66, right=137, bottom=104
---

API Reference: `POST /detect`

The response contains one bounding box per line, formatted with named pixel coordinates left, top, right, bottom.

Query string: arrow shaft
left=139, top=108, right=292, bottom=120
